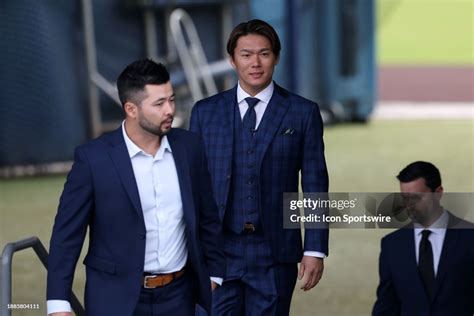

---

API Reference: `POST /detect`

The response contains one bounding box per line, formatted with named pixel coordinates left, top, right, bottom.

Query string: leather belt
left=142, top=269, right=185, bottom=289
left=243, top=222, right=256, bottom=234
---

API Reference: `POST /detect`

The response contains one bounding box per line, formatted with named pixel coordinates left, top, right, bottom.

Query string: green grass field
left=377, top=0, right=474, bottom=65
left=1, top=119, right=472, bottom=316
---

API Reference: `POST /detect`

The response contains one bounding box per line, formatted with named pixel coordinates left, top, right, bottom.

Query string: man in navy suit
left=47, top=59, right=225, bottom=316
left=190, top=19, right=329, bottom=315
left=373, top=161, right=474, bottom=316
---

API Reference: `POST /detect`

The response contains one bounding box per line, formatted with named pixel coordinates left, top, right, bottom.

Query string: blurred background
left=0, top=0, right=472, bottom=315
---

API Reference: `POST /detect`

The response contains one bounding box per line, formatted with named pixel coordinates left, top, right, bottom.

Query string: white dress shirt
left=123, top=123, right=188, bottom=273
left=123, top=123, right=221, bottom=286
left=236, top=81, right=273, bottom=129
left=236, top=81, right=326, bottom=259
left=414, top=209, right=449, bottom=276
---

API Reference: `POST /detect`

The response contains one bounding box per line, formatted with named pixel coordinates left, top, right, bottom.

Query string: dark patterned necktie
left=243, top=97, right=259, bottom=136
left=419, top=229, right=435, bottom=299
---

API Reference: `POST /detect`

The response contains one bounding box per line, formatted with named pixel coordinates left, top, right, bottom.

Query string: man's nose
left=164, top=102, right=174, bottom=115
left=251, top=55, right=261, bottom=67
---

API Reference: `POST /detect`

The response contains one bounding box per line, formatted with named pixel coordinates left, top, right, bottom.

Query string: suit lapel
left=399, top=228, right=422, bottom=282
left=395, top=228, right=431, bottom=302
left=222, top=87, right=236, bottom=134
left=167, top=130, right=195, bottom=228
left=221, top=88, right=236, bottom=161
left=255, top=84, right=291, bottom=167
left=215, top=89, right=236, bottom=213
left=107, top=128, right=143, bottom=219
left=432, top=216, right=460, bottom=302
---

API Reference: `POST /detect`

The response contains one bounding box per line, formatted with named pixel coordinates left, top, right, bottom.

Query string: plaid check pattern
left=189, top=83, right=329, bottom=261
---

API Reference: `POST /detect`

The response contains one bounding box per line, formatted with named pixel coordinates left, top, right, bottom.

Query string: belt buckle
left=243, top=222, right=255, bottom=233
left=143, top=275, right=156, bottom=289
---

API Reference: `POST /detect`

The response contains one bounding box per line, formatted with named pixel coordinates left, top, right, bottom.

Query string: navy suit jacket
left=373, top=213, right=474, bottom=316
left=189, top=83, right=329, bottom=262
left=47, top=127, right=225, bottom=316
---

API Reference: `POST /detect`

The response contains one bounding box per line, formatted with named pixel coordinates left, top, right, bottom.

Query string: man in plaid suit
left=190, top=19, right=329, bottom=315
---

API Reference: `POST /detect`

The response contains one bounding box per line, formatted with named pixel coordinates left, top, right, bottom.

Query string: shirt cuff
left=303, top=251, right=327, bottom=259
left=47, top=300, right=72, bottom=314
left=210, top=277, right=223, bottom=286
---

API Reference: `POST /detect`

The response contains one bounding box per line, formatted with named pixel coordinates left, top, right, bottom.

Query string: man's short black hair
left=397, top=161, right=442, bottom=191
left=226, top=19, right=281, bottom=58
left=116, top=58, right=170, bottom=107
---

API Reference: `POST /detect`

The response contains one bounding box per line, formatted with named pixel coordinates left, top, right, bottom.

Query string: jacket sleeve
left=195, top=136, right=226, bottom=278
left=301, top=102, right=329, bottom=255
left=372, top=238, right=400, bottom=316
left=47, top=146, right=93, bottom=300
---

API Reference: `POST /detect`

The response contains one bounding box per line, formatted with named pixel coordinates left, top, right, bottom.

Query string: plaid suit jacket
left=190, top=83, right=329, bottom=262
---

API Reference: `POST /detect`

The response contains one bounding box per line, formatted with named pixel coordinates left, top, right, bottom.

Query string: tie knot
left=245, top=97, right=260, bottom=109
left=421, top=230, right=431, bottom=239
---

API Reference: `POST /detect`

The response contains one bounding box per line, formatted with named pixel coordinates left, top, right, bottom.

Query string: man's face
left=400, top=177, right=442, bottom=226
left=135, top=82, right=175, bottom=136
left=230, top=34, right=279, bottom=96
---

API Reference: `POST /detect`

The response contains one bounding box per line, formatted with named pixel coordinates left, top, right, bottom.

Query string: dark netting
left=0, top=0, right=87, bottom=166
left=0, top=0, right=232, bottom=166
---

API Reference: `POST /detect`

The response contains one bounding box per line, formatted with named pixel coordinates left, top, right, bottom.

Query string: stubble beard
left=138, top=114, right=172, bottom=137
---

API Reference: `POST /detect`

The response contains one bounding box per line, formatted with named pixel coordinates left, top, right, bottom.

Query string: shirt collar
left=237, top=81, right=274, bottom=105
left=122, top=121, right=172, bottom=158
left=155, top=134, right=172, bottom=160
left=414, top=209, right=449, bottom=235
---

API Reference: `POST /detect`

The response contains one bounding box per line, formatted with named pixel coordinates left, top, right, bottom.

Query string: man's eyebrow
left=152, top=93, right=175, bottom=103
left=152, top=97, right=166, bottom=103
left=239, top=48, right=271, bottom=53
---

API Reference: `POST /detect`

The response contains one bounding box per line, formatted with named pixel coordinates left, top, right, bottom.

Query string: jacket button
left=226, top=174, right=231, bottom=179
left=139, top=233, right=145, bottom=239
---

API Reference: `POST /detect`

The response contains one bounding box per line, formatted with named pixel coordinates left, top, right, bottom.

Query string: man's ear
left=434, top=185, right=443, bottom=201
left=229, top=56, right=236, bottom=69
left=124, top=101, right=138, bottom=118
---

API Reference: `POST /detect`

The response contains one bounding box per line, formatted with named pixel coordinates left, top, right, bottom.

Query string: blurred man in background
left=47, top=59, right=224, bottom=316
left=190, top=19, right=328, bottom=315
left=373, top=161, right=474, bottom=316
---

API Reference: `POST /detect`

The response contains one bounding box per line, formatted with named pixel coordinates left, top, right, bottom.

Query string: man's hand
left=298, top=256, right=324, bottom=291
left=211, top=281, right=218, bottom=291
left=49, top=313, right=72, bottom=316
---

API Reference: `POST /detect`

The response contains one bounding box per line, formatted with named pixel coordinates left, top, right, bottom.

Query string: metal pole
left=286, top=0, right=298, bottom=92
left=1, top=244, right=14, bottom=316
left=81, top=0, right=102, bottom=138
left=221, top=4, right=234, bottom=90
left=1, top=237, right=85, bottom=316
left=144, top=9, right=159, bottom=61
